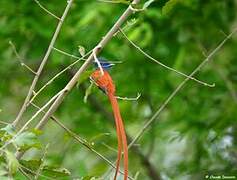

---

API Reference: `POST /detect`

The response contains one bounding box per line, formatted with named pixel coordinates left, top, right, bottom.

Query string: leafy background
left=0, top=0, right=237, bottom=179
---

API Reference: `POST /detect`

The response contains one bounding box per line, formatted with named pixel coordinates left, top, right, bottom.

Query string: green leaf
left=14, top=131, right=41, bottom=151
left=42, top=166, right=71, bottom=178
left=162, top=0, right=180, bottom=15
left=5, top=151, right=19, bottom=175
left=0, top=124, right=16, bottom=144
left=84, top=83, right=95, bottom=103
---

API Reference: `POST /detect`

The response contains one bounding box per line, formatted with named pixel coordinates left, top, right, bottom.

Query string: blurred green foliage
left=0, top=0, right=237, bottom=179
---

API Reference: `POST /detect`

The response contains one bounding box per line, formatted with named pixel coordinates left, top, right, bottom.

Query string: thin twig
left=119, top=28, right=215, bottom=87
left=28, top=103, right=134, bottom=180
left=53, top=47, right=81, bottom=59
left=9, top=41, right=37, bottom=75
left=129, top=5, right=145, bottom=12
left=0, top=120, right=10, bottom=125
left=97, top=0, right=129, bottom=4
left=33, top=0, right=61, bottom=20
left=13, top=0, right=74, bottom=127
left=128, top=27, right=237, bottom=148
left=116, top=93, right=141, bottom=101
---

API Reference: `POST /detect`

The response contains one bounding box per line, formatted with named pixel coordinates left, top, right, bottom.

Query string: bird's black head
left=94, top=57, right=115, bottom=70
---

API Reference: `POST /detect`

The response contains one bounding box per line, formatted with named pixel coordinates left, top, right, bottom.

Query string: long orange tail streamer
left=111, top=94, right=122, bottom=180
left=108, top=93, right=128, bottom=180
left=90, top=70, right=128, bottom=180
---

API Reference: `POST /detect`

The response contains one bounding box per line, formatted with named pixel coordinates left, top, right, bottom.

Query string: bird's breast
left=91, top=70, right=115, bottom=94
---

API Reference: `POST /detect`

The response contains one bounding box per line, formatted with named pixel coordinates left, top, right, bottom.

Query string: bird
left=90, top=58, right=128, bottom=180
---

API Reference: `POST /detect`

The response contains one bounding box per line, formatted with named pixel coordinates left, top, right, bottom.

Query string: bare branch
left=13, top=0, right=74, bottom=127
left=97, top=0, right=129, bottom=4
left=53, top=47, right=81, bottom=59
left=116, top=93, right=141, bottom=101
left=9, top=41, right=37, bottom=75
left=119, top=28, right=215, bottom=87
left=128, top=27, right=237, bottom=148
left=33, top=0, right=61, bottom=20
left=128, top=5, right=145, bottom=12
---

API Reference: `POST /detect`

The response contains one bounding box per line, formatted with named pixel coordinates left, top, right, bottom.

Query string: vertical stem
left=13, top=0, right=74, bottom=127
